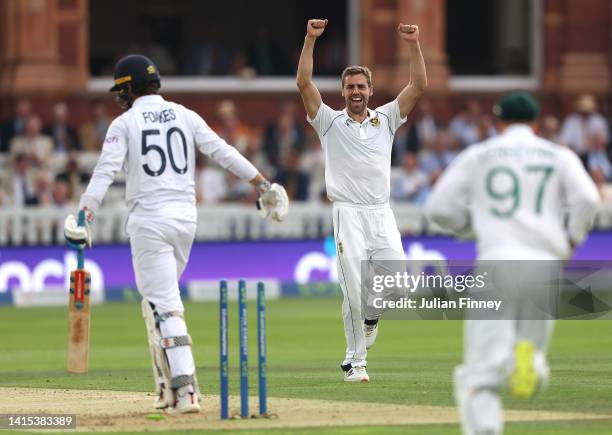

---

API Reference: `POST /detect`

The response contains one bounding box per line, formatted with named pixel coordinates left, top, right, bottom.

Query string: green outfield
left=1, top=298, right=611, bottom=434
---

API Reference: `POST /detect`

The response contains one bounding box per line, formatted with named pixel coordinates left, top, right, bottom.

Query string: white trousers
left=127, top=212, right=197, bottom=378
left=332, top=202, right=405, bottom=368
left=127, top=213, right=195, bottom=313
left=455, top=262, right=556, bottom=435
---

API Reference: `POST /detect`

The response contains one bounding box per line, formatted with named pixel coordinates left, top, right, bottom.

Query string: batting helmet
left=109, top=54, right=161, bottom=93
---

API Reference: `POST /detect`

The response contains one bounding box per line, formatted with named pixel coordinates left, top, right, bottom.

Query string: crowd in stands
left=391, top=94, right=612, bottom=203
left=0, top=94, right=610, bottom=211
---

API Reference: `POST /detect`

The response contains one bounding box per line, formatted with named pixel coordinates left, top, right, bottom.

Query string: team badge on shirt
left=370, top=116, right=380, bottom=127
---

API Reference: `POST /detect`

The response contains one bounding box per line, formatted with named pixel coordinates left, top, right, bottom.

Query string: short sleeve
left=307, top=103, right=337, bottom=137
left=376, top=100, right=407, bottom=134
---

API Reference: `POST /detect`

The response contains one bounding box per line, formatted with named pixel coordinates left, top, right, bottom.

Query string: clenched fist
left=398, top=23, right=419, bottom=43
left=307, top=19, right=328, bottom=38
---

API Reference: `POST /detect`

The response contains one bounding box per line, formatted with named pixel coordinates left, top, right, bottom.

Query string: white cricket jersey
left=426, top=124, right=600, bottom=260
left=308, top=100, right=406, bottom=205
left=79, top=95, right=258, bottom=220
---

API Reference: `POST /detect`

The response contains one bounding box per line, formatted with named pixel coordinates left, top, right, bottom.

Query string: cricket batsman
left=63, top=54, right=289, bottom=413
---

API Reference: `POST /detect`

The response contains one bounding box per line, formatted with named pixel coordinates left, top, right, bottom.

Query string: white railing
left=1, top=203, right=611, bottom=246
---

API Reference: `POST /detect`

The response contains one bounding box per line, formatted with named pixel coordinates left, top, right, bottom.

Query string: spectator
left=57, top=151, right=90, bottom=201
left=559, top=93, right=610, bottom=166
left=79, top=100, right=111, bottom=151
left=405, top=98, right=441, bottom=154
left=420, top=128, right=459, bottom=186
left=587, top=131, right=612, bottom=182
left=590, top=168, right=612, bottom=202
left=44, top=102, right=81, bottom=153
left=391, top=152, right=429, bottom=204
left=7, top=153, right=37, bottom=206
left=9, top=115, right=53, bottom=169
left=194, top=154, right=228, bottom=205
left=232, top=51, right=256, bottom=78
left=392, top=122, right=410, bottom=166
left=539, top=114, right=561, bottom=143
left=275, top=149, right=309, bottom=201
left=33, top=171, right=53, bottom=206
left=263, top=100, right=304, bottom=167
left=476, top=113, right=497, bottom=143
left=52, top=174, right=74, bottom=207
left=213, top=100, right=251, bottom=152
left=0, top=98, right=32, bottom=152
left=243, top=129, right=273, bottom=180
left=450, top=99, right=496, bottom=148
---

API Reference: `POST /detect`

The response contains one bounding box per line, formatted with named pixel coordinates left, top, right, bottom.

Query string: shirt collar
left=342, top=108, right=374, bottom=124
left=132, top=94, right=164, bottom=108
left=502, top=123, right=535, bottom=137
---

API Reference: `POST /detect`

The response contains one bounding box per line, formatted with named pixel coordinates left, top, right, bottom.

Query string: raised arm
left=396, top=24, right=427, bottom=118
left=296, top=19, right=327, bottom=120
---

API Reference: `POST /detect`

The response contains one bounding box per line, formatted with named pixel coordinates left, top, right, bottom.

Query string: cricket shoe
left=364, top=321, right=379, bottom=350
left=344, top=366, right=370, bottom=383
left=509, top=340, right=540, bottom=400
left=153, top=387, right=169, bottom=409
left=167, top=384, right=201, bottom=414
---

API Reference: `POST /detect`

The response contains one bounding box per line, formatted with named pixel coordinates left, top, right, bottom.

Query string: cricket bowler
left=297, top=19, right=427, bottom=382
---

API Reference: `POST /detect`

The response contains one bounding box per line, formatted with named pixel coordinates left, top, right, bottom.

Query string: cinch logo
left=0, top=252, right=104, bottom=294
left=293, top=239, right=448, bottom=284
left=294, top=237, right=339, bottom=284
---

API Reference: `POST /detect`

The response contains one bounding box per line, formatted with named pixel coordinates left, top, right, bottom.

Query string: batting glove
left=64, top=208, right=94, bottom=249
left=257, top=183, right=289, bottom=222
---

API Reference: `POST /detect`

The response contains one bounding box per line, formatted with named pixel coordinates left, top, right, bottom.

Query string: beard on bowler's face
left=343, top=76, right=371, bottom=116
left=346, top=92, right=369, bottom=115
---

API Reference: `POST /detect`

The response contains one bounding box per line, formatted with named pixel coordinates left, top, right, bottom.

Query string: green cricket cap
left=492, top=91, right=540, bottom=122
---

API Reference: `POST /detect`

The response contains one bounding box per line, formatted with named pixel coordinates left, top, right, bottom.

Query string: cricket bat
left=67, top=210, right=91, bottom=374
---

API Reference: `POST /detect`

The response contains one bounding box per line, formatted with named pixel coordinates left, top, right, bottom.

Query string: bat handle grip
left=77, top=209, right=86, bottom=227
left=77, top=209, right=85, bottom=269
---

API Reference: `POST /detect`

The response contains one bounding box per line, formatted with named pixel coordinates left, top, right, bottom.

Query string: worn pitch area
left=0, top=387, right=609, bottom=432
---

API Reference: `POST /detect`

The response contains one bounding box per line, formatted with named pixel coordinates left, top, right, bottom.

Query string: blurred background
left=0, top=0, right=611, bottom=297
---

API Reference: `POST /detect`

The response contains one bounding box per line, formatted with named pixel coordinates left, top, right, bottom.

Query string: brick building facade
left=0, top=0, right=610, bottom=124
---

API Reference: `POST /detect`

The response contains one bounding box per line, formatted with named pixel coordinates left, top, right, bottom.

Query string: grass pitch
left=1, top=297, right=611, bottom=434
